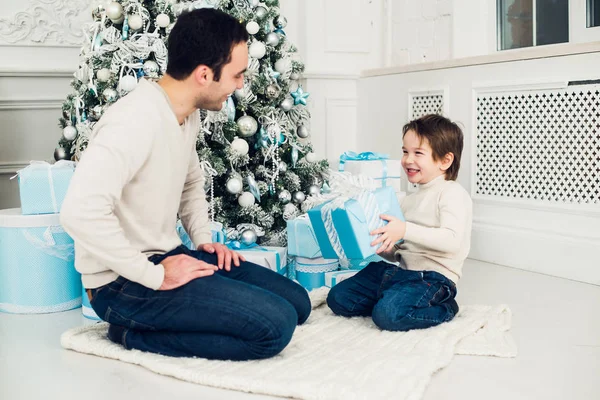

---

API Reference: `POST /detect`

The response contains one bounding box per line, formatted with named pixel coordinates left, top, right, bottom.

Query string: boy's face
left=401, top=129, right=448, bottom=185
left=196, top=42, right=248, bottom=111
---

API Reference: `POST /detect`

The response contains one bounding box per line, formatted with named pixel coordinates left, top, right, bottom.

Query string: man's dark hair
left=402, top=114, right=464, bottom=181
left=166, top=8, right=248, bottom=81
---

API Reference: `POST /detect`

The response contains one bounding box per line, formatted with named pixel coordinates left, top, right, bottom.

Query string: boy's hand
left=370, top=214, right=406, bottom=254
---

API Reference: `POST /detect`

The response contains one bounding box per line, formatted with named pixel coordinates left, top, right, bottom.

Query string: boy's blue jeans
left=327, top=261, right=458, bottom=331
left=89, top=245, right=311, bottom=360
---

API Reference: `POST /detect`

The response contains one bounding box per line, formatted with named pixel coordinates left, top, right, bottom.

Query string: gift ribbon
left=339, top=151, right=393, bottom=187
left=21, top=225, right=75, bottom=262
left=226, top=242, right=282, bottom=271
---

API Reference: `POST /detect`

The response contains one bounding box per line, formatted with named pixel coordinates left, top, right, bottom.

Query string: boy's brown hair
left=402, top=114, right=464, bottom=181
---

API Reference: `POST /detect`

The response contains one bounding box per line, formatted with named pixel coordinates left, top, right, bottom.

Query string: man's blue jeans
left=327, top=261, right=458, bottom=331
left=90, top=245, right=311, bottom=360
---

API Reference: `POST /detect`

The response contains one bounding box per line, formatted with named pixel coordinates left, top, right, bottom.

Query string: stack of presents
left=0, top=152, right=404, bottom=318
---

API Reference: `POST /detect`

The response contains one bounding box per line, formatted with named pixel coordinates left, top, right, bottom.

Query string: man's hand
left=197, top=242, right=246, bottom=271
left=159, top=254, right=218, bottom=290
left=370, top=214, right=406, bottom=254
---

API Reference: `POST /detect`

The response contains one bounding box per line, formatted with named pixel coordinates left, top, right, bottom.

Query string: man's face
left=198, top=42, right=248, bottom=111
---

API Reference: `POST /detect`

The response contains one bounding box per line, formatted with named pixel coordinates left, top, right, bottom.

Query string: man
left=61, top=8, right=311, bottom=361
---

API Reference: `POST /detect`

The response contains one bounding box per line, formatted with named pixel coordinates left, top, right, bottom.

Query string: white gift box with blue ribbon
left=339, top=152, right=402, bottom=194
left=176, top=220, right=226, bottom=250
left=236, top=246, right=289, bottom=276
left=325, top=270, right=359, bottom=287
left=286, top=214, right=323, bottom=258
left=81, top=286, right=101, bottom=320
left=0, top=208, right=81, bottom=314
left=309, top=186, right=405, bottom=261
left=295, top=257, right=339, bottom=291
left=14, top=160, right=76, bottom=215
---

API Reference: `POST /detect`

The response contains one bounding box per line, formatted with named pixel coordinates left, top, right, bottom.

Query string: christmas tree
left=56, top=0, right=329, bottom=246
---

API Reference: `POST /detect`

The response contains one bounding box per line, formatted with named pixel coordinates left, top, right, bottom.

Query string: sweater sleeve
left=402, top=185, right=472, bottom=254
left=178, top=145, right=212, bottom=248
left=59, top=117, right=165, bottom=290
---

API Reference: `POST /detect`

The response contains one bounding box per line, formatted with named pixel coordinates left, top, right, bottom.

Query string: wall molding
left=0, top=68, right=74, bottom=78
left=0, top=98, right=64, bottom=110
left=0, top=162, right=28, bottom=175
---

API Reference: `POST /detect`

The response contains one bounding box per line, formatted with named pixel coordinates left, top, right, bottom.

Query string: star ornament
left=291, top=87, right=309, bottom=106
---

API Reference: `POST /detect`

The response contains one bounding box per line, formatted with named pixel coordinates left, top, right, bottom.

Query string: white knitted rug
left=61, top=288, right=517, bottom=400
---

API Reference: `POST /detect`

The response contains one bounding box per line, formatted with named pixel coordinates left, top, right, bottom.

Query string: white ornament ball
left=246, top=21, right=260, bottom=35
left=266, top=32, right=280, bottom=47
left=238, top=192, right=256, bottom=207
left=96, top=68, right=111, bottom=82
left=106, top=2, right=123, bottom=20
left=231, top=138, right=249, bottom=156
left=102, top=88, right=118, bottom=103
left=249, top=41, right=266, bottom=59
left=309, top=185, right=320, bottom=196
left=305, top=152, right=317, bottom=163
left=128, top=14, right=143, bottom=30
left=119, top=75, right=137, bottom=92
left=274, top=58, right=292, bottom=74
left=226, top=177, right=243, bottom=194
left=251, top=0, right=260, bottom=6
left=234, top=88, right=246, bottom=100
left=63, top=126, right=78, bottom=141
left=280, top=97, right=294, bottom=111
left=156, top=13, right=170, bottom=28
left=236, top=115, right=258, bottom=137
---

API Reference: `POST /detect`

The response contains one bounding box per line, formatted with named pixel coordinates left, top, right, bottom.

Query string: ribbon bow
left=339, top=151, right=389, bottom=171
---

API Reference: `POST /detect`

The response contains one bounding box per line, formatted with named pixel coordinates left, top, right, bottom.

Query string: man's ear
left=192, top=65, right=212, bottom=86
left=440, top=152, right=454, bottom=172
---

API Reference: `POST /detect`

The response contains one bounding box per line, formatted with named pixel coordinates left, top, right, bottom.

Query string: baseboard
left=470, top=221, right=600, bottom=286
left=0, top=162, right=28, bottom=175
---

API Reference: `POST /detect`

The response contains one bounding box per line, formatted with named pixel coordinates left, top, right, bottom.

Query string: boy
left=327, top=114, right=472, bottom=331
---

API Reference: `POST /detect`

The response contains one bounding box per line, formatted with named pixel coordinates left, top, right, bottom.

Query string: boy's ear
left=192, top=65, right=213, bottom=86
left=440, top=152, right=454, bottom=172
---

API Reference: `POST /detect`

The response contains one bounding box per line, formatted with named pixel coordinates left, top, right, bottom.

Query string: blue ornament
left=247, top=175, right=261, bottom=202
left=291, top=147, right=299, bottom=167
left=122, top=16, right=129, bottom=40
left=291, top=87, right=309, bottom=106
left=275, top=28, right=286, bottom=36
left=268, top=67, right=281, bottom=80
left=93, top=34, right=103, bottom=51
left=268, top=184, right=275, bottom=195
left=81, top=110, right=87, bottom=122
left=226, top=96, right=236, bottom=122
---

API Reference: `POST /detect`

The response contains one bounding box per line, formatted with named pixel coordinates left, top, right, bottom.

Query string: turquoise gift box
left=176, top=220, right=225, bottom=250
left=286, top=214, right=322, bottom=258
left=308, top=186, right=405, bottom=260
left=295, top=256, right=339, bottom=291
left=16, top=161, right=76, bottom=215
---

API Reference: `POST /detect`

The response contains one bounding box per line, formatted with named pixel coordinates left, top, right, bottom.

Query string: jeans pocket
left=105, top=306, right=156, bottom=331
left=431, top=284, right=453, bottom=305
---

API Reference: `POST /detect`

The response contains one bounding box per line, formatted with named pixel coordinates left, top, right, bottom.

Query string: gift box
left=286, top=214, right=323, bottom=258
left=307, top=202, right=340, bottom=260
left=81, top=286, right=101, bottom=320
left=176, top=220, right=225, bottom=250
left=325, top=270, right=359, bottom=287
left=15, top=160, right=76, bottom=215
left=339, top=152, right=402, bottom=194
left=309, top=186, right=405, bottom=261
left=237, top=246, right=289, bottom=276
left=0, top=208, right=81, bottom=314
left=295, top=257, right=339, bottom=291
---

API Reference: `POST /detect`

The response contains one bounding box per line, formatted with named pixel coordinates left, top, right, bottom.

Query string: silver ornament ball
left=278, top=161, right=287, bottom=173
left=266, top=84, right=279, bottom=99
left=265, top=32, right=280, bottom=47
left=63, top=126, right=78, bottom=141
left=283, top=203, right=298, bottom=220
left=236, top=115, right=258, bottom=137
left=296, top=125, right=309, bottom=139
left=293, top=191, right=305, bottom=204
left=143, top=60, right=160, bottom=78
left=255, top=6, right=268, bottom=19
left=274, top=15, right=288, bottom=28
left=278, top=189, right=292, bottom=204
left=54, top=147, right=68, bottom=161
left=240, top=229, right=258, bottom=246
left=309, top=185, right=320, bottom=196
left=280, top=97, right=294, bottom=111
left=102, top=88, right=118, bottom=103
